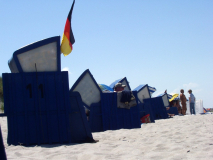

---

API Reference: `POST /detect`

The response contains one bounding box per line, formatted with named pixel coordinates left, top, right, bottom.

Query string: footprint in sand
left=14, top=152, right=22, bottom=157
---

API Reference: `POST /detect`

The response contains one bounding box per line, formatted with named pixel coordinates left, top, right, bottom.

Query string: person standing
left=188, top=89, right=196, bottom=114
left=180, top=89, right=187, bottom=115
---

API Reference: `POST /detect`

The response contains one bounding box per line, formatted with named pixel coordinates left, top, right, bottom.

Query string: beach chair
left=101, top=91, right=141, bottom=131
left=2, top=37, right=94, bottom=145
left=3, top=71, right=95, bottom=145
left=144, top=93, right=170, bottom=120
left=133, top=84, right=156, bottom=123
left=70, top=69, right=141, bottom=132
left=70, top=69, right=103, bottom=132
left=0, top=126, right=7, bottom=160
left=167, top=94, right=179, bottom=115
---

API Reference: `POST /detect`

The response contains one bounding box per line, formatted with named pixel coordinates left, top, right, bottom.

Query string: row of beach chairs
left=0, top=36, right=178, bottom=150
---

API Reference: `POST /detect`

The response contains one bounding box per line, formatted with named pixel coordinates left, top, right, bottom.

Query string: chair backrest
left=162, top=93, right=170, bottom=107
left=8, top=36, right=61, bottom=73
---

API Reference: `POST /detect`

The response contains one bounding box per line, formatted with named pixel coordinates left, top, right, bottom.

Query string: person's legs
left=190, top=103, right=195, bottom=114
left=182, top=103, right=186, bottom=115
left=182, top=109, right=186, bottom=115
left=192, top=103, right=195, bottom=114
left=189, top=103, right=193, bottom=114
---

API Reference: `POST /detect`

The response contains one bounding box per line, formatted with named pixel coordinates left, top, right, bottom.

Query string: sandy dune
left=1, top=114, right=213, bottom=160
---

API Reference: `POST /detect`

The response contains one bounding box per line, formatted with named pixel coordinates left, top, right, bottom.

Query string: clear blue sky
left=0, top=0, right=212, bottom=108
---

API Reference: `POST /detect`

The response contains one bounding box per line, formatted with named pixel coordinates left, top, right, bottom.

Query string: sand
left=1, top=114, right=213, bottom=160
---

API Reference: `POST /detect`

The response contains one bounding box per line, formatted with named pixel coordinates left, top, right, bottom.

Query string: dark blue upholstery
left=2, top=72, right=94, bottom=145
left=0, top=126, right=7, bottom=160
left=167, top=107, right=179, bottom=115
left=88, top=102, right=103, bottom=132
left=138, top=102, right=155, bottom=123
left=144, top=97, right=169, bottom=120
left=101, top=91, right=141, bottom=131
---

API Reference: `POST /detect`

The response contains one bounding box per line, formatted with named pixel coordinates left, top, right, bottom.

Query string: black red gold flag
left=61, top=0, right=75, bottom=56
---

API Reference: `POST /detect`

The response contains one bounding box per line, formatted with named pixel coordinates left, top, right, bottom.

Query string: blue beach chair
left=0, top=126, right=7, bottom=160
left=144, top=93, right=170, bottom=120
left=3, top=36, right=94, bottom=145
left=133, top=84, right=156, bottom=123
left=70, top=69, right=141, bottom=132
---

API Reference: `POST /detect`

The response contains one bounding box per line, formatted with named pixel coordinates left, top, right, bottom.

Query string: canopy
left=98, top=84, right=114, bottom=92
left=109, top=77, right=131, bottom=91
left=133, top=84, right=156, bottom=96
left=70, top=69, right=102, bottom=108
left=169, top=93, right=179, bottom=102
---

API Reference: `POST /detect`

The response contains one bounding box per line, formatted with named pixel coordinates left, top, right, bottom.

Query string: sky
left=0, top=0, right=212, bottom=108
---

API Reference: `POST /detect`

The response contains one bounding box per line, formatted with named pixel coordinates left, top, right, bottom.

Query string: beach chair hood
left=70, top=69, right=102, bottom=108
left=109, top=77, right=131, bottom=91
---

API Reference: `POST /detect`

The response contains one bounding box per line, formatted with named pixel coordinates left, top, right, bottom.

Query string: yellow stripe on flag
left=61, top=34, right=72, bottom=56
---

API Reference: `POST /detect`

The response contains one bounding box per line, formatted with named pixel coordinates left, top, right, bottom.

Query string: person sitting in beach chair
left=114, top=83, right=126, bottom=92
left=114, top=83, right=137, bottom=109
left=172, top=101, right=177, bottom=107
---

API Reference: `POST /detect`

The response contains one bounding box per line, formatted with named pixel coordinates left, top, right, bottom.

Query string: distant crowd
left=169, top=89, right=196, bottom=115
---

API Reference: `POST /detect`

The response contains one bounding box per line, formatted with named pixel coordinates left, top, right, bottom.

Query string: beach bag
left=140, top=114, right=151, bottom=123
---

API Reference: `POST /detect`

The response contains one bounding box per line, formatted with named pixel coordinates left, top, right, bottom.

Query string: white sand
left=1, top=114, right=213, bottom=160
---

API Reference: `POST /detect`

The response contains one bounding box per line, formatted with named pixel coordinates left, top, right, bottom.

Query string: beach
left=1, top=114, right=213, bottom=160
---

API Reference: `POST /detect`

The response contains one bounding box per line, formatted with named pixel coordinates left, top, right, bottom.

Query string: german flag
left=61, top=0, right=75, bottom=56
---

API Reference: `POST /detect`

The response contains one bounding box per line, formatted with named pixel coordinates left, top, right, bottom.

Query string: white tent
left=186, top=100, right=203, bottom=115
